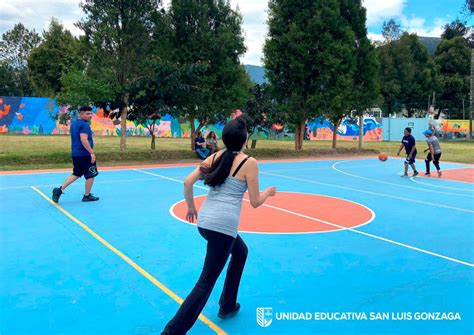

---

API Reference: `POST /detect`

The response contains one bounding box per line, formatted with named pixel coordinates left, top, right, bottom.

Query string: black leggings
left=161, top=227, right=248, bottom=335
left=425, top=153, right=441, bottom=173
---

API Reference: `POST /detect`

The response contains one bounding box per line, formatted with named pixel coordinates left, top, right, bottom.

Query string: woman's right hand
left=186, top=207, right=198, bottom=223
left=266, top=186, right=277, bottom=197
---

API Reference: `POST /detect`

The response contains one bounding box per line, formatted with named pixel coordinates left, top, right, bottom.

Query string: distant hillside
left=244, top=64, right=266, bottom=84
left=419, top=36, right=441, bottom=55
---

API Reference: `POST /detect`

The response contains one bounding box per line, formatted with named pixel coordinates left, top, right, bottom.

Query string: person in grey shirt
left=423, top=129, right=442, bottom=177
left=162, top=117, right=276, bottom=335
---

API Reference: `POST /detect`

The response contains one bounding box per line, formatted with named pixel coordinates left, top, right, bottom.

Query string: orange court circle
left=170, top=192, right=375, bottom=234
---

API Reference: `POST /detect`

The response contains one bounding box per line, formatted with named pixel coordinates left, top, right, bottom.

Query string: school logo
left=256, top=307, right=273, bottom=328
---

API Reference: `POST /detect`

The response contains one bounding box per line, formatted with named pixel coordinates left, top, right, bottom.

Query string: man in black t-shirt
left=397, top=127, right=419, bottom=177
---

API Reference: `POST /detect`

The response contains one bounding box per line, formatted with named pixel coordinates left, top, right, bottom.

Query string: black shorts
left=405, top=153, right=416, bottom=165
left=72, top=156, right=99, bottom=179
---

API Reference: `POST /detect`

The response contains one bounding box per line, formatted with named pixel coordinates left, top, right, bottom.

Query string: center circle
left=170, top=192, right=374, bottom=234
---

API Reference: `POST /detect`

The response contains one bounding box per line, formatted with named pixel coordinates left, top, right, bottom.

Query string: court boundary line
left=385, top=156, right=474, bottom=167
left=409, top=177, right=473, bottom=191
left=133, top=169, right=473, bottom=268
left=2, top=155, right=471, bottom=176
left=30, top=186, right=227, bottom=335
left=0, top=177, right=162, bottom=191
left=261, top=171, right=474, bottom=214
left=168, top=191, right=376, bottom=235
left=0, top=156, right=379, bottom=175
left=0, top=153, right=474, bottom=176
left=332, top=161, right=473, bottom=198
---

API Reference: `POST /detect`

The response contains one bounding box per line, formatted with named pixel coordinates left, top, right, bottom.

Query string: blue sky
left=365, top=0, right=471, bottom=41
left=1, top=0, right=472, bottom=65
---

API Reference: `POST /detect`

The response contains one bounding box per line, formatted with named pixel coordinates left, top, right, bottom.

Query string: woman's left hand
left=186, top=207, right=198, bottom=223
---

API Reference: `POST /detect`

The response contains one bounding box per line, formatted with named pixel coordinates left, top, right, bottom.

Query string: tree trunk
left=470, top=48, right=473, bottom=140
left=246, top=126, right=254, bottom=149
left=251, top=139, right=257, bottom=149
left=332, top=118, right=342, bottom=149
left=295, top=120, right=305, bottom=150
left=151, top=134, right=156, bottom=150
left=358, top=112, right=364, bottom=149
left=119, top=93, right=129, bottom=152
left=189, top=115, right=196, bottom=151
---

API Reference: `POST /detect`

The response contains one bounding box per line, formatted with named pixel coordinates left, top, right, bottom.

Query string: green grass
left=0, top=134, right=472, bottom=171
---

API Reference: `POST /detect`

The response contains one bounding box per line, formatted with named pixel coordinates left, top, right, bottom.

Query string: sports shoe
left=413, top=171, right=419, bottom=177
left=82, top=194, right=99, bottom=202
left=400, top=173, right=408, bottom=177
left=424, top=172, right=430, bottom=176
left=52, top=187, right=63, bottom=203
left=437, top=170, right=442, bottom=177
left=218, top=303, right=240, bottom=319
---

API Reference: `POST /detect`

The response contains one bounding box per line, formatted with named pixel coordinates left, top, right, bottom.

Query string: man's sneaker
left=52, top=187, right=63, bottom=203
left=413, top=171, right=419, bottom=177
left=438, top=170, right=442, bottom=177
left=82, top=194, right=99, bottom=202
left=217, top=303, right=240, bottom=319
left=400, top=173, right=408, bottom=177
left=424, top=172, right=430, bottom=176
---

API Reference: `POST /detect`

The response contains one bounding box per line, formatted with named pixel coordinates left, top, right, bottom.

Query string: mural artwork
left=1, top=97, right=385, bottom=141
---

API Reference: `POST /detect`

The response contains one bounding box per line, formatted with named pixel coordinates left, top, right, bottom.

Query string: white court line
left=261, top=171, right=474, bottom=214
left=0, top=164, right=198, bottom=176
left=0, top=177, right=162, bottom=191
left=409, top=177, right=473, bottom=192
left=168, top=191, right=376, bottom=235
left=133, top=169, right=474, bottom=268
left=332, top=161, right=473, bottom=198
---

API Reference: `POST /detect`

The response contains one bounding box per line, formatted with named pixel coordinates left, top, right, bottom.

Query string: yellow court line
left=31, top=186, right=227, bottom=335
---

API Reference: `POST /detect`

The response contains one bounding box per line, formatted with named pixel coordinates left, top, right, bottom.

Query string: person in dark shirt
left=52, top=106, right=99, bottom=203
left=397, top=127, right=419, bottom=177
left=194, top=131, right=210, bottom=159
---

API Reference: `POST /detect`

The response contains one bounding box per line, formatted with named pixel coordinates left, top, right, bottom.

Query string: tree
left=435, top=36, right=470, bottom=119
left=0, top=23, right=41, bottom=96
left=169, top=0, right=250, bottom=150
left=129, top=61, right=209, bottom=149
left=0, top=61, right=20, bottom=96
left=345, top=0, right=381, bottom=149
left=377, top=33, right=439, bottom=116
left=241, top=83, right=276, bottom=148
left=466, top=0, right=474, bottom=13
left=264, top=0, right=378, bottom=150
left=77, top=0, right=161, bottom=151
left=28, top=19, right=82, bottom=96
left=55, top=70, right=118, bottom=121
left=382, top=18, right=402, bottom=43
left=441, top=19, right=469, bottom=40
left=465, top=0, right=473, bottom=138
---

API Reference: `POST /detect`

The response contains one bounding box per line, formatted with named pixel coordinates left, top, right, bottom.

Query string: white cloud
left=367, top=32, right=384, bottom=42
left=0, top=0, right=83, bottom=36
left=231, top=0, right=268, bottom=65
left=363, top=0, right=448, bottom=39
left=401, top=16, right=447, bottom=37
left=363, top=0, right=406, bottom=26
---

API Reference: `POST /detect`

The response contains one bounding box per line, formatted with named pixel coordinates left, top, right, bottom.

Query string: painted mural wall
left=1, top=97, right=386, bottom=141
left=438, top=120, right=472, bottom=139
left=382, top=117, right=473, bottom=141
left=307, top=116, right=383, bottom=142
left=0, top=96, right=226, bottom=137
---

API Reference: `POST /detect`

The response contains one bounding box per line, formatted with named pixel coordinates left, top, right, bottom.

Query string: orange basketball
left=378, top=153, right=388, bottom=162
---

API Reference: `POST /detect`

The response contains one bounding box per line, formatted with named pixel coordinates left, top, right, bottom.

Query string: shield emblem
left=256, top=307, right=273, bottom=328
